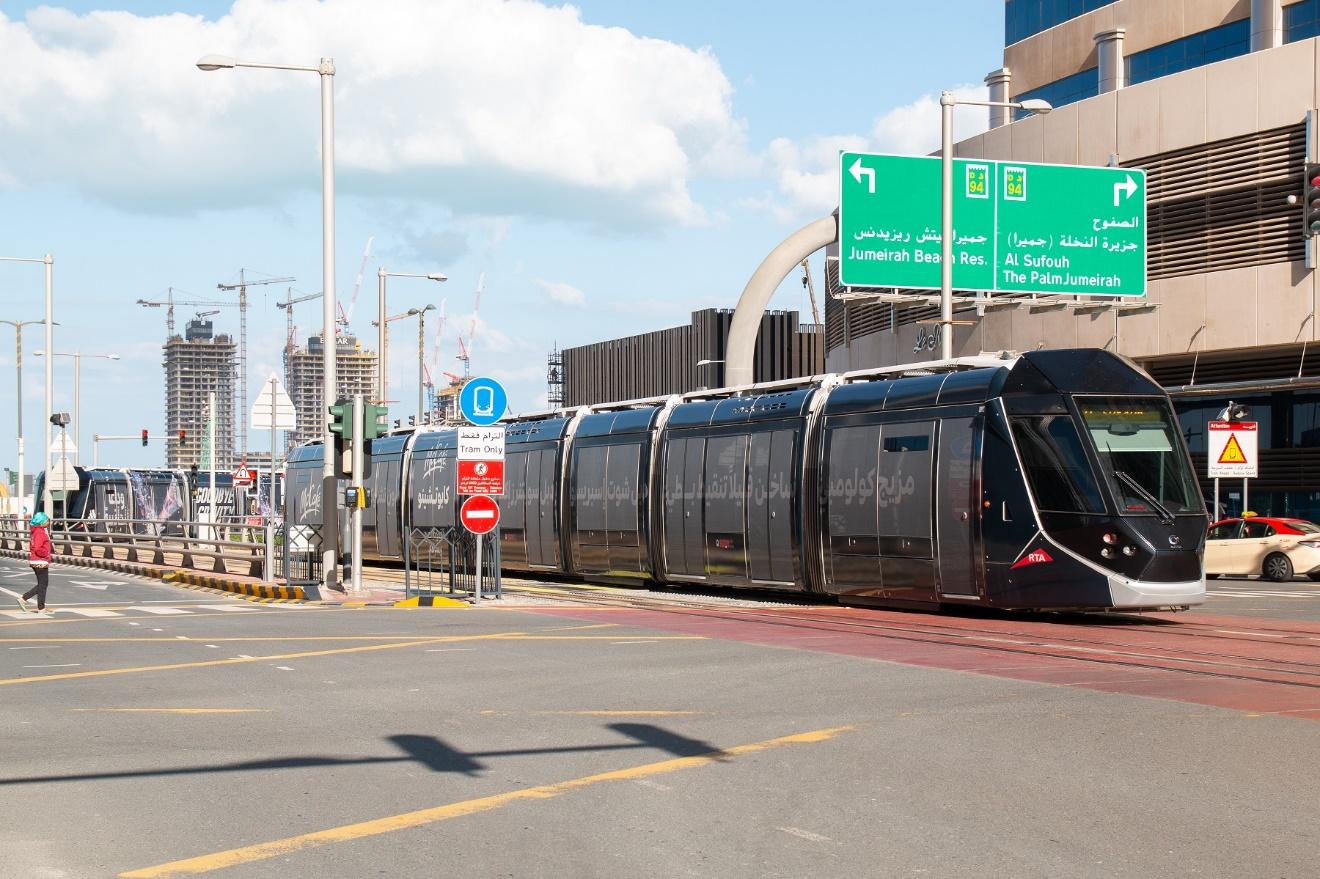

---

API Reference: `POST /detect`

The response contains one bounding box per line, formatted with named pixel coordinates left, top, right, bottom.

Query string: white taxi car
left=1204, top=515, right=1320, bottom=581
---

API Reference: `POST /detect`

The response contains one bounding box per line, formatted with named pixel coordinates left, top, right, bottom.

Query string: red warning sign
left=457, top=459, right=504, bottom=496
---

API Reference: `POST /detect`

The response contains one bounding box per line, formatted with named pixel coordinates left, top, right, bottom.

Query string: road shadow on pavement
left=0, top=724, right=723, bottom=787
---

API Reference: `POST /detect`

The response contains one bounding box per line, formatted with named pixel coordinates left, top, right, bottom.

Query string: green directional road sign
left=838, top=152, right=1146, bottom=296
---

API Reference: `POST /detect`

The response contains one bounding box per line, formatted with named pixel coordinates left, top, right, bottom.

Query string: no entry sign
left=460, top=495, right=501, bottom=535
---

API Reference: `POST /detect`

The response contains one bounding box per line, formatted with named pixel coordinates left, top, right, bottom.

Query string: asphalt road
left=2, top=561, right=1318, bottom=878
left=1203, top=575, right=1320, bottom=619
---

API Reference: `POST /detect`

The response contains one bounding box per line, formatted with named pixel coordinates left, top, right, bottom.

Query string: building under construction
left=285, top=334, right=378, bottom=448
left=163, top=315, right=236, bottom=470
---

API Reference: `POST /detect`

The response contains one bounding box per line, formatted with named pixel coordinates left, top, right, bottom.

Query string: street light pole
left=1, top=320, right=40, bottom=512
left=1, top=256, right=53, bottom=515
left=405, top=304, right=437, bottom=422
left=376, top=270, right=447, bottom=406
left=198, top=53, right=340, bottom=593
left=34, top=351, right=119, bottom=466
left=936, top=92, right=1051, bottom=360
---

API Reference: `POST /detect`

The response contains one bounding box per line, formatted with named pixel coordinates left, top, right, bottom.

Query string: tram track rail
left=488, top=578, right=1320, bottom=693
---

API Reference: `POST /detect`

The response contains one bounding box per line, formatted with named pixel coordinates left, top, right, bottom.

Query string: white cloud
left=0, top=0, right=748, bottom=229
left=533, top=278, right=586, bottom=307
left=758, top=85, right=990, bottom=220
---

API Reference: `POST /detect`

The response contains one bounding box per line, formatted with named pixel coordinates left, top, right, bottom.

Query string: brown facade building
left=561, top=308, right=823, bottom=407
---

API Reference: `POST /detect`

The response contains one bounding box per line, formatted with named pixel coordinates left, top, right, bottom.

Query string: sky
left=0, top=0, right=1003, bottom=473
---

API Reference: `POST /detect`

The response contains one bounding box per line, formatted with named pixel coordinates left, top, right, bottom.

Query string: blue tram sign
left=459, top=376, right=508, bottom=426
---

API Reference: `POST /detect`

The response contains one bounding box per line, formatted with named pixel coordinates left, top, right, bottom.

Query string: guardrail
left=0, top=516, right=277, bottom=581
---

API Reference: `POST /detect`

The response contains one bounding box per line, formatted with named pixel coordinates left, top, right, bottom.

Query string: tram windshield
left=1076, top=397, right=1201, bottom=518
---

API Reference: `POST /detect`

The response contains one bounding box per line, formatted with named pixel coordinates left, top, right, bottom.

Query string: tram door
left=936, top=417, right=981, bottom=597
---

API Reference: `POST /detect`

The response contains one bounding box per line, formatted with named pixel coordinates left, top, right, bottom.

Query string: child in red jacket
left=18, top=511, right=52, bottom=613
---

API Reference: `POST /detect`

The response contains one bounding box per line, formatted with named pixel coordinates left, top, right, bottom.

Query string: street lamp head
left=426, top=274, right=448, bottom=282
left=696, top=359, right=725, bottom=367
left=196, top=54, right=237, bottom=71
left=1017, top=98, right=1053, bottom=115
left=406, top=308, right=421, bottom=316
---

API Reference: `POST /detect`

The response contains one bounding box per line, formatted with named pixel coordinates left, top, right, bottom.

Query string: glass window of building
left=1126, top=19, right=1250, bottom=86
left=1012, top=66, right=1098, bottom=118
left=1005, top=0, right=1113, bottom=46
left=1286, top=0, right=1320, bottom=43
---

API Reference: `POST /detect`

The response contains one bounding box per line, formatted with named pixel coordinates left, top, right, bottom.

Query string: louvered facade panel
left=1132, top=124, right=1305, bottom=279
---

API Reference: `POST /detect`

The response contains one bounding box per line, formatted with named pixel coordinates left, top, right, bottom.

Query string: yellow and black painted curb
left=392, top=595, right=469, bottom=608
left=0, top=547, right=306, bottom=603
left=161, top=570, right=305, bottom=601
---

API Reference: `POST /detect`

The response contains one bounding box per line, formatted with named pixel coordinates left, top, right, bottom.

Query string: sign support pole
left=475, top=531, right=483, bottom=602
left=265, top=378, right=276, bottom=584
left=208, top=390, right=216, bottom=540
left=939, top=92, right=954, bottom=360
left=349, top=393, right=364, bottom=594
left=1214, top=478, right=1220, bottom=520
left=1243, top=477, right=1249, bottom=515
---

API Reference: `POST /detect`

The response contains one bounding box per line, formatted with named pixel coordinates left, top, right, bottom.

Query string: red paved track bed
left=524, top=604, right=1320, bottom=720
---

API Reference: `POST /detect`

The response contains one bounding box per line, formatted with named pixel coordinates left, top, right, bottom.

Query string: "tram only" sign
left=838, top=152, right=1146, bottom=297
left=458, top=426, right=505, bottom=496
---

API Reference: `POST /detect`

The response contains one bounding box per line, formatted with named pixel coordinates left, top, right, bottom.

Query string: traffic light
left=178, top=429, right=187, bottom=446
left=329, top=399, right=355, bottom=438
left=141, top=429, right=148, bottom=447
left=362, top=403, right=388, bottom=440
left=1305, top=163, right=1320, bottom=235
left=408, top=415, right=417, bottom=427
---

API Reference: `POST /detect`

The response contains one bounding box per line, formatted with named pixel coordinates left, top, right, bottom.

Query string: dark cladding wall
left=562, top=308, right=823, bottom=406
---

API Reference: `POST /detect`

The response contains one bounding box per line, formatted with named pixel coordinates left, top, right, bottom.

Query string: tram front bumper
left=1107, top=573, right=1205, bottom=610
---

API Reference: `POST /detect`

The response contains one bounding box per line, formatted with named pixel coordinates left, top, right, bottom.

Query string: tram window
left=1078, top=398, right=1201, bottom=514
left=883, top=434, right=929, bottom=453
left=1011, top=416, right=1106, bottom=514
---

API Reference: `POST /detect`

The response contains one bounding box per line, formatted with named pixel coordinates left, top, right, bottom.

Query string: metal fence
left=403, top=525, right=501, bottom=600
left=277, top=523, right=324, bottom=592
left=0, top=515, right=281, bottom=582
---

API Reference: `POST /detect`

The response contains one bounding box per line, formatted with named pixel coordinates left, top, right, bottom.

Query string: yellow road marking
left=119, top=725, right=855, bottom=878
left=1, top=636, right=464, bottom=644
left=478, top=710, right=706, bottom=717
left=0, top=607, right=333, bottom=628
left=0, top=632, right=701, bottom=686
left=71, top=708, right=269, bottom=715
left=0, top=633, right=523, bottom=686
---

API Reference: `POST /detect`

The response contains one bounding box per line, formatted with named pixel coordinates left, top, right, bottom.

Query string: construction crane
left=275, top=289, right=328, bottom=376
left=454, top=273, right=484, bottom=376
left=136, top=290, right=234, bottom=337
left=800, top=257, right=822, bottom=326
left=338, top=236, right=373, bottom=330
left=216, top=269, right=295, bottom=458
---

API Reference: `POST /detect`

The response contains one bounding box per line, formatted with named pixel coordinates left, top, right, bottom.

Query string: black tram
left=285, top=349, right=1207, bottom=611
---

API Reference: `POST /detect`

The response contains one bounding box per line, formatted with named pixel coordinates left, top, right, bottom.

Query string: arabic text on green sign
left=838, top=152, right=1146, bottom=297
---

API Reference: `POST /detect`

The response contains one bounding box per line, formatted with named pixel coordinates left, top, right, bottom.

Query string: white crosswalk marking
left=63, top=608, right=123, bottom=618
left=135, top=607, right=192, bottom=615
left=206, top=604, right=261, bottom=612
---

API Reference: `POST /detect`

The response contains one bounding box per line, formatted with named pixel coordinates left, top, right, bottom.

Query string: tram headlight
left=1102, top=533, right=1119, bottom=545
left=1101, top=547, right=1116, bottom=559
left=1121, top=545, right=1137, bottom=557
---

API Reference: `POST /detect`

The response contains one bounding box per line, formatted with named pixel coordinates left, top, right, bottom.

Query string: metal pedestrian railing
left=278, top=523, right=324, bottom=591
left=0, top=515, right=283, bottom=582
left=403, top=525, right=501, bottom=601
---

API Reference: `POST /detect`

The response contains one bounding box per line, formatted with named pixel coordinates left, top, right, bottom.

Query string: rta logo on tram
left=1011, top=548, right=1055, bottom=570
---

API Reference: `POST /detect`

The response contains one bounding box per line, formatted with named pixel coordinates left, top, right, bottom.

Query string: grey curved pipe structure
left=724, top=215, right=838, bottom=387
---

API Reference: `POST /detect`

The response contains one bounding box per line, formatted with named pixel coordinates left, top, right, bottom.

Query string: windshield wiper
left=1114, top=470, right=1175, bottom=525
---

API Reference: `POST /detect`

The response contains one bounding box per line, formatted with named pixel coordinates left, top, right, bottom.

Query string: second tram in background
left=286, top=348, right=1208, bottom=612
